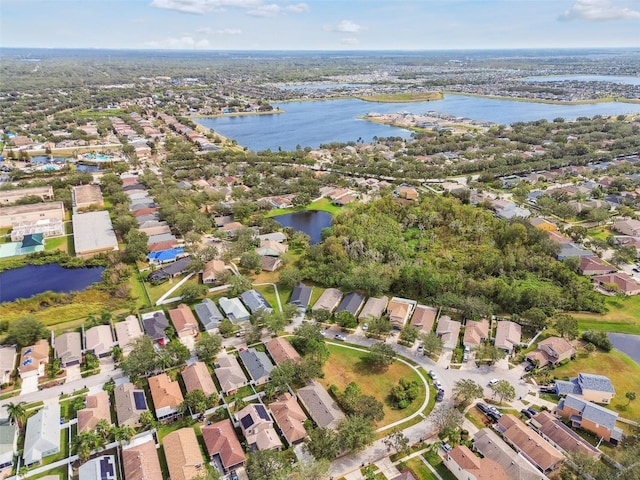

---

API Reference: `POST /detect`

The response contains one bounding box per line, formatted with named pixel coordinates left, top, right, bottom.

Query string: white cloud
left=335, top=20, right=365, bottom=33
left=144, top=35, right=211, bottom=49
left=196, top=27, right=243, bottom=34
left=247, top=3, right=281, bottom=16
left=559, top=0, right=640, bottom=21
left=340, top=37, right=360, bottom=46
left=284, top=3, right=309, bottom=13
left=150, top=0, right=261, bottom=15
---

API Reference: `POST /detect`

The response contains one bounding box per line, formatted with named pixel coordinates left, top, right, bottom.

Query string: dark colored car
left=476, top=402, right=491, bottom=414
left=524, top=364, right=535, bottom=372
left=436, top=389, right=445, bottom=402
left=520, top=408, right=534, bottom=419
left=527, top=407, right=538, bottom=416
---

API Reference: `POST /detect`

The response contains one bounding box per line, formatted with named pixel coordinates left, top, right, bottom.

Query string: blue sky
left=1, top=0, right=640, bottom=50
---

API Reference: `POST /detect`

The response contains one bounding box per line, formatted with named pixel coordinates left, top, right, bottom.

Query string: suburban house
left=0, top=201, right=65, bottom=229
left=496, top=414, right=563, bottom=473
left=214, top=353, right=248, bottom=395
left=201, top=419, right=246, bottom=473
left=168, top=304, right=200, bottom=344
left=240, top=290, right=273, bottom=314
left=78, top=455, right=117, bottom=480
left=555, top=394, right=623, bottom=444
left=256, top=239, right=288, bottom=257
left=312, top=288, right=343, bottom=312
left=463, top=319, right=490, bottom=349
left=0, top=420, right=18, bottom=469
left=122, top=436, right=163, bottom=480
left=72, top=211, right=119, bottom=258
left=72, top=184, right=104, bottom=209
left=473, top=428, right=549, bottom=480
left=163, top=428, right=207, bottom=480
left=181, top=361, right=217, bottom=396
left=55, top=331, right=82, bottom=367
left=141, top=310, right=169, bottom=345
left=0, top=345, right=16, bottom=385
left=444, top=444, right=510, bottom=480
left=578, top=257, right=617, bottom=276
left=530, top=411, right=601, bottom=458
left=114, top=382, right=148, bottom=428
left=239, top=348, right=274, bottom=385
left=387, top=297, right=417, bottom=329
left=270, top=393, right=308, bottom=445
left=494, top=321, right=522, bottom=353
left=266, top=337, right=301, bottom=365
left=261, top=256, right=282, bottom=272
left=77, top=391, right=111, bottom=434
left=194, top=298, right=224, bottom=332
left=236, top=404, right=282, bottom=451
left=202, top=259, right=227, bottom=284
left=149, top=373, right=184, bottom=421
left=23, top=404, right=61, bottom=466
left=555, top=372, right=616, bottom=404
left=358, top=295, right=389, bottom=322
left=218, top=297, right=251, bottom=323
left=557, top=242, right=595, bottom=260
left=257, top=232, right=287, bottom=243
left=84, top=325, right=115, bottom=358
left=147, top=257, right=192, bottom=284
left=529, top=218, right=557, bottom=232
left=114, top=315, right=143, bottom=356
left=593, top=272, right=640, bottom=295
left=289, top=284, right=313, bottom=311
left=526, top=337, right=576, bottom=367
left=221, top=221, right=244, bottom=237
left=335, top=292, right=366, bottom=317
left=297, top=380, right=345, bottom=429
left=0, top=186, right=53, bottom=205
left=435, top=315, right=462, bottom=350
left=410, top=305, right=438, bottom=333
left=613, top=218, right=640, bottom=236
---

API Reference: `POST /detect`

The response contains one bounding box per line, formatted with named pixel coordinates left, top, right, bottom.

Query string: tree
left=139, top=410, right=158, bottom=430
left=362, top=342, right=395, bottom=372
left=399, top=324, right=419, bottom=344
left=384, top=429, right=409, bottom=456
left=431, top=404, right=463, bottom=435
left=337, top=415, right=376, bottom=453
left=554, top=313, right=579, bottom=340
left=335, top=310, right=357, bottom=329
left=6, top=401, right=26, bottom=429
left=4, top=316, right=48, bottom=349
left=162, top=340, right=190, bottom=368
left=95, top=418, right=112, bottom=441
left=310, top=308, right=332, bottom=323
left=389, top=378, right=420, bottom=409
left=112, top=425, right=136, bottom=445
left=228, top=274, right=252, bottom=297
left=218, top=319, right=235, bottom=337
left=452, top=379, right=484, bottom=407
left=278, top=266, right=304, bottom=290
left=246, top=449, right=290, bottom=480
left=287, top=458, right=330, bottom=480
left=111, top=346, right=123, bottom=363
left=181, top=389, right=212, bottom=415
left=420, top=331, right=444, bottom=357
left=475, top=342, right=505, bottom=363
left=179, top=283, right=208, bottom=303
left=364, top=316, right=392, bottom=337
left=120, top=336, right=161, bottom=380
left=123, top=229, right=148, bottom=263
left=290, top=323, right=328, bottom=362
left=240, top=251, right=262, bottom=273
left=264, top=311, right=288, bottom=334
left=304, top=427, right=340, bottom=461
left=46, top=358, right=62, bottom=379
left=490, top=380, right=516, bottom=403
left=626, top=391, right=637, bottom=406
left=195, top=332, right=223, bottom=363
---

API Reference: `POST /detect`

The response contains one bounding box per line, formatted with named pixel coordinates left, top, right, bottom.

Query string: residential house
left=77, top=391, right=111, bottom=434
left=72, top=185, right=104, bottom=209
left=236, top=404, right=282, bottom=451
left=147, top=257, right=192, bottom=284
left=202, top=259, right=227, bottom=284
left=473, top=428, right=548, bottom=480
left=194, top=298, right=224, bottom=332
left=0, top=419, right=18, bottom=469
left=593, top=272, right=640, bottom=295
left=557, top=242, right=595, bottom=260
left=84, top=325, right=115, bottom=358
left=79, top=455, right=117, bottom=480
left=0, top=201, right=65, bottom=229
left=494, top=321, right=522, bottom=353
left=613, top=218, right=640, bottom=236
left=239, top=348, right=274, bottom=385
left=312, top=288, right=343, bottom=312
left=18, top=340, right=49, bottom=380
left=218, top=297, right=251, bottom=323
left=55, top=331, right=82, bottom=367
left=289, top=284, right=313, bottom=311
left=335, top=292, right=366, bottom=317
left=214, top=353, right=248, bottom=395
left=396, top=185, right=419, bottom=200
left=181, top=361, right=217, bottom=396
left=444, top=445, right=510, bottom=480
left=526, top=337, right=576, bottom=367
left=435, top=315, right=462, bottom=350
left=410, top=305, right=438, bottom=333
left=163, top=428, right=207, bottom=480
left=23, top=404, right=61, bottom=466
left=168, top=304, right=200, bottom=345
left=496, top=414, right=563, bottom=473
left=0, top=186, right=53, bottom=205
left=257, top=232, right=287, bottom=243
left=114, top=316, right=143, bottom=357
left=240, top=290, right=273, bottom=314
left=463, top=319, right=490, bottom=349
left=556, top=395, right=623, bottom=444
left=529, top=218, right=557, bottom=232
left=297, top=380, right=345, bottom=429
left=261, top=256, right=282, bottom=272
left=221, top=222, right=244, bottom=236
left=122, top=435, right=162, bottom=480
left=201, top=419, right=246, bottom=473
left=256, top=240, right=288, bottom=257
left=147, top=247, right=184, bottom=264
left=114, top=382, right=148, bottom=428
left=141, top=310, right=169, bottom=345
left=149, top=373, right=184, bottom=420
left=530, top=411, right=601, bottom=458
left=578, top=257, right=617, bottom=276
left=0, top=345, right=16, bottom=385
left=266, top=337, right=301, bottom=365
left=270, top=393, right=308, bottom=445
left=358, top=295, right=389, bottom=322
left=72, top=211, right=119, bottom=258
left=387, top=297, right=417, bottom=329
left=555, top=372, right=616, bottom=404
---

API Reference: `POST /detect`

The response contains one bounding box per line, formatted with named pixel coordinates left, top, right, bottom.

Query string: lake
left=0, top=263, right=105, bottom=303
left=273, top=210, right=333, bottom=245
left=197, top=94, right=640, bottom=151
left=608, top=332, right=640, bottom=366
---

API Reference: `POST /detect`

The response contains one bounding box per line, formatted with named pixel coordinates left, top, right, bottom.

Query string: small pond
left=273, top=210, right=333, bottom=245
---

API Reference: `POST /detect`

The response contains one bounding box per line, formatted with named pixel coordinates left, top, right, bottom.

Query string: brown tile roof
left=388, top=300, right=410, bottom=327
left=266, top=337, right=301, bottom=365
left=463, top=319, right=489, bottom=346
left=448, top=445, right=510, bottom=480
left=77, top=391, right=111, bottom=434
left=168, top=304, right=199, bottom=337
left=358, top=296, right=389, bottom=321
left=148, top=373, right=184, bottom=412
left=593, top=272, right=640, bottom=294
left=201, top=419, right=246, bottom=470
left=181, top=361, right=217, bottom=396
left=163, top=428, right=206, bottom=480
left=578, top=256, right=616, bottom=275
left=122, top=438, right=163, bottom=480
left=202, top=259, right=226, bottom=282
left=538, top=337, right=575, bottom=357
left=270, top=393, right=307, bottom=444
left=18, top=339, right=49, bottom=375
left=498, top=414, right=563, bottom=472
left=410, top=305, right=437, bottom=332
left=494, top=321, right=521, bottom=351
left=531, top=411, right=601, bottom=458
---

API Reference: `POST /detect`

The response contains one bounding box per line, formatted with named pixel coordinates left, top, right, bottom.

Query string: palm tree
left=95, top=419, right=112, bottom=441
left=6, top=401, right=27, bottom=430
left=73, top=432, right=97, bottom=463
left=112, top=425, right=135, bottom=445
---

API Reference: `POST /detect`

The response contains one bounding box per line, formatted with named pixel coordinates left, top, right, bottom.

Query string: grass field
left=405, top=458, right=439, bottom=480
left=265, top=197, right=343, bottom=218
left=319, top=343, right=426, bottom=428
left=572, top=295, right=640, bottom=334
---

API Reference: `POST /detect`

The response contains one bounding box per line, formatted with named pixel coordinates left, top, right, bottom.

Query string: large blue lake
left=274, top=210, right=333, bottom=245
left=197, top=94, right=640, bottom=151
left=0, top=263, right=105, bottom=303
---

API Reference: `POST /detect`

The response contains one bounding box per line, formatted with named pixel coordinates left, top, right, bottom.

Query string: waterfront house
left=55, top=331, right=82, bottom=367
left=526, top=337, right=575, bottom=367
left=84, top=325, right=115, bottom=358
left=555, top=372, right=615, bottom=404
left=555, top=394, right=623, bottom=444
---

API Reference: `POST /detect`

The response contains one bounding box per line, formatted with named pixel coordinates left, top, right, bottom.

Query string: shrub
left=581, top=330, right=612, bottom=352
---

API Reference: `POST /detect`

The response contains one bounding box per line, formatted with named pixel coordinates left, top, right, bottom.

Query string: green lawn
left=405, top=458, right=439, bottom=480
left=423, top=450, right=456, bottom=480
left=42, top=428, right=69, bottom=466
left=572, top=295, right=640, bottom=335
left=265, top=197, right=343, bottom=218
left=254, top=284, right=281, bottom=312
left=320, top=343, right=426, bottom=428
left=31, top=465, right=68, bottom=480
left=44, top=236, right=69, bottom=253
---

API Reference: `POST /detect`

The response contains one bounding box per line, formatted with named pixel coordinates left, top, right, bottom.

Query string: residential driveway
left=375, top=457, right=401, bottom=479
left=65, top=365, right=82, bottom=383
left=21, top=375, right=39, bottom=394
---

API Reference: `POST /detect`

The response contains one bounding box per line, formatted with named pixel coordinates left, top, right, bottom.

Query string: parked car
left=429, top=370, right=437, bottom=380
left=527, top=407, right=538, bottom=416
left=362, top=323, right=369, bottom=331
left=524, top=363, right=535, bottom=372
left=520, top=408, right=534, bottom=419
left=436, top=389, right=445, bottom=402
left=488, top=378, right=499, bottom=387
left=417, top=344, right=423, bottom=353
left=334, top=334, right=347, bottom=341
left=435, top=381, right=443, bottom=390
left=476, top=402, right=491, bottom=414
left=441, top=442, right=452, bottom=453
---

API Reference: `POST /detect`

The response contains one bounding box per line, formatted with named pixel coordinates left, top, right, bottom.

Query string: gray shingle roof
left=335, top=292, right=366, bottom=316
left=578, top=373, right=616, bottom=394
left=194, top=298, right=224, bottom=331
left=240, top=290, right=272, bottom=314
left=560, top=394, right=618, bottom=430
left=141, top=311, right=169, bottom=340
left=289, top=284, right=312, bottom=309
left=239, top=348, right=274, bottom=383
left=555, top=380, right=582, bottom=396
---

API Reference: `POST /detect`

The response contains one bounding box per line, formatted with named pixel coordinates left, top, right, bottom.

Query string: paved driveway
left=21, top=375, right=39, bottom=395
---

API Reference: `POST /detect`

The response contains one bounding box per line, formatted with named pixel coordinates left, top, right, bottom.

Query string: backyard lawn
left=571, top=295, right=640, bottom=335
left=404, top=457, right=439, bottom=480
left=265, top=197, right=343, bottom=218
left=320, top=343, right=426, bottom=428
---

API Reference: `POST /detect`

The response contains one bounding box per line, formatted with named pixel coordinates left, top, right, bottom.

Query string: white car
left=362, top=323, right=369, bottom=331
left=488, top=378, right=499, bottom=387
left=334, top=334, right=347, bottom=341
left=429, top=370, right=437, bottom=380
